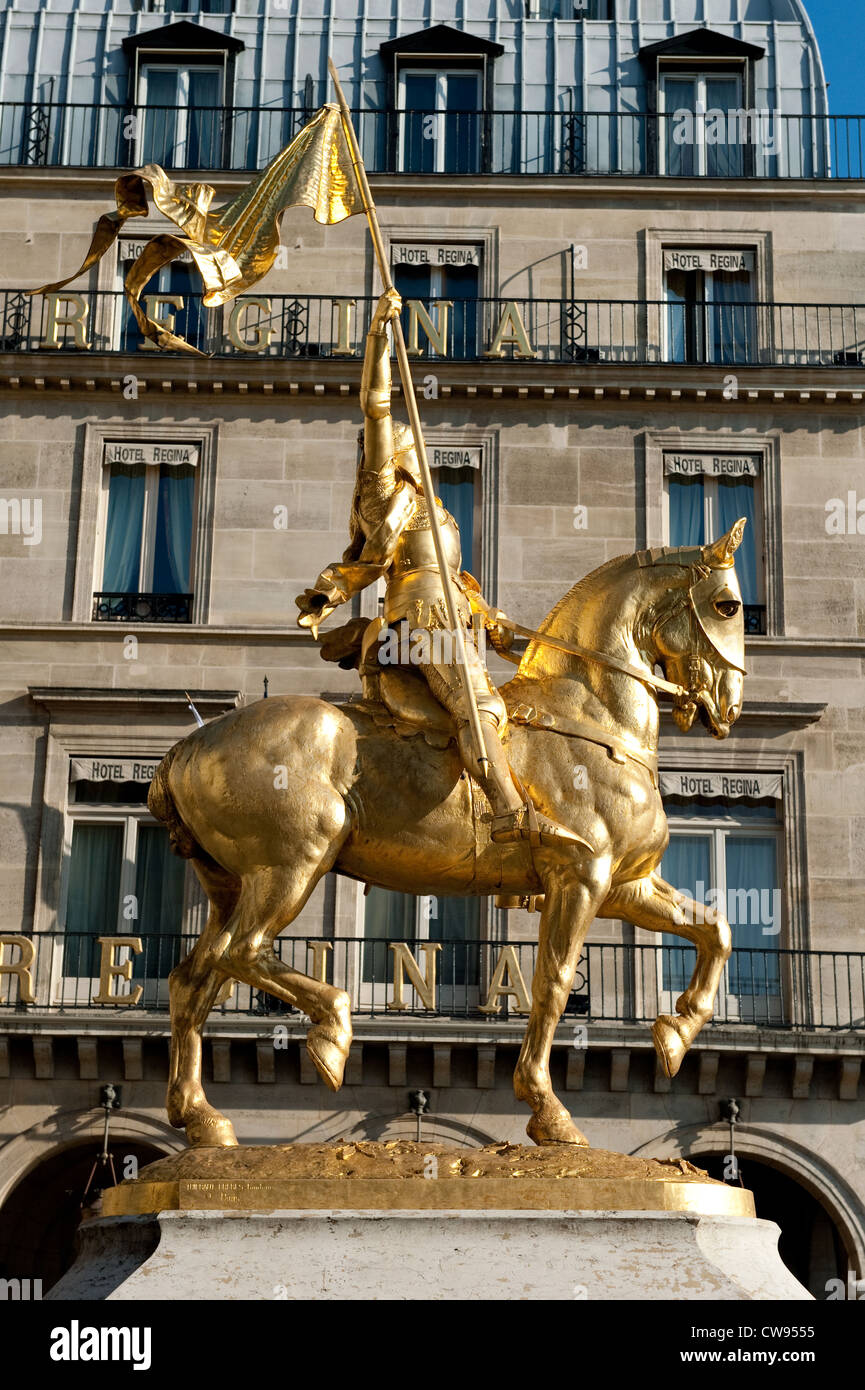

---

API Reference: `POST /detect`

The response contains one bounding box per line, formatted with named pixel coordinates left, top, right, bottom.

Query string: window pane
left=717, top=476, right=759, bottom=605
left=663, top=78, right=697, bottom=177
left=705, top=78, right=744, bottom=177
left=444, top=73, right=481, bottom=174
left=660, top=834, right=711, bottom=991
left=710, top=270, right=754, bottom=364
left=668, top=475, right=705, bottom=546
left=726, top=835, right=779, bottom=995
left=665, top=268, right=699, bottom=362
left=141, top=68, right=179, bottom=166
left=102, top=465, right=145, bottom=593
left=134, top=823, right=186, bottom=978
left=362, top=887, right=415, bottom=984
left=435, top=466, right=475, bottom=573
left=402, top=73, right=437, bottom=173
left=152, top=462, right=195, bottom=593
left=429, top=897, right=480, bottom=986
left=65, top=822, right=124, bottom=975
left=443, top=263, right=479, bottom=358
left=187, top=69, right=221, bottom=168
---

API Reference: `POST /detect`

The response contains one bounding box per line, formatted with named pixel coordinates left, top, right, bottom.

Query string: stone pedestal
left=45, top=1141, right=812, bottom=1302
left=49, top=1209, right=810, bottom=1301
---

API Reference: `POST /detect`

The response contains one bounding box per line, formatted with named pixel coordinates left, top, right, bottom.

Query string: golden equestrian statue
left=33, top=84, right=748, bottom=1152
left=148, top=510, right=747, bottom=1147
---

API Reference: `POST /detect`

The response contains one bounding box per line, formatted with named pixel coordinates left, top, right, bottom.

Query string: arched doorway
left=0, top=1139, right=168, bottom=1294
left=689, top=1151, right=848, bottom=1298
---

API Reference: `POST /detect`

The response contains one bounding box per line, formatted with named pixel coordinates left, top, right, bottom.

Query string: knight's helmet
left=637, top=518, right=747, bottom=673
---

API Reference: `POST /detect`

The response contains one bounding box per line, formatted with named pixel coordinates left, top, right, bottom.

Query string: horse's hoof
left=185, top=1112, right=238, bottom=1148
left=526, top=1111, right=590, bottom=1147
left=653, top=1015, right=688, bottom=1079
left=306, top=1019, right=352, bottom=1092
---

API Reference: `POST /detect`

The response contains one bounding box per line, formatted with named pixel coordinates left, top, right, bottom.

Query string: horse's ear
left=702, top=516, right=747, bottom=567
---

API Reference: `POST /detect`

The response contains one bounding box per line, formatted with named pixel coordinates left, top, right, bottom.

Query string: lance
left=327, top=60, right=490, bottom=776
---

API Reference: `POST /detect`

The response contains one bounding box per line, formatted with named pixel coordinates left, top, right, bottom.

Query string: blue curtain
left=444, top=264, right=479, bottom=359
left=717, top=477, right=758, bottom=606
left=711, top=271, right=754, bottom=364
left=663, top=78, right=696, bottom=177
left=134, top=824, right=186, bottom=979
left=153, top=463, right=195, bottom=593
left=142, top=68, right=179, bottom=167
left=660, top=834, right=710, bottom=991
left=102, top=466, right=145, bottom=592
left=436, top=467, right=475, bottom=573
left=665, top=268, right=690, bottom=362
left=706, top=78, right=744, bottom=178
left=188, top=68, right=221, bottom=168
left=443, top=72, right=480, bottom=174
left=64, top=822, right=123, bottom=976
left=429, top=897, right=480, bottom=986
left=725, top=835, right=779, bottom=996
left=668, top=475, right=705, bottom=547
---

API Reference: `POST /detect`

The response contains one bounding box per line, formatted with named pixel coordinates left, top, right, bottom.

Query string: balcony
left=6, top=289, right=864, bottom=370
left=1, top=104, right=863, bottom=180
left=2, top=934, right=863, bottom=1032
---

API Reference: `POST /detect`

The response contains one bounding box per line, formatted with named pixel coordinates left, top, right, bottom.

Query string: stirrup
left=490, top=803, right=592, bottom=850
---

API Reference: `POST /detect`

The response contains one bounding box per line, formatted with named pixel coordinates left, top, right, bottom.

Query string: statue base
left=47, top=1142, right=812, bottom=1301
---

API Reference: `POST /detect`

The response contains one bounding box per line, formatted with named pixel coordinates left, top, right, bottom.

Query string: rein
left=495, top=615, right=688, bottom=699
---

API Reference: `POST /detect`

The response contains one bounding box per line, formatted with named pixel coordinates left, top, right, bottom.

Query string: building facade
left=0, top=0, right=863, bottom=1298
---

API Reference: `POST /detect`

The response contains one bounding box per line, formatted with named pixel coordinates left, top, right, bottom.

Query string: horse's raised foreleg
left=514, top=855, right=611, bottom=1145
left=601, top=873, right=731, bottom=1078
left=167, top=859, right=241, bottom=1147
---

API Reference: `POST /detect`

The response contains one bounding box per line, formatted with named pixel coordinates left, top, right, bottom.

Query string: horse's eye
left=714, top=599, right=740, bottom=618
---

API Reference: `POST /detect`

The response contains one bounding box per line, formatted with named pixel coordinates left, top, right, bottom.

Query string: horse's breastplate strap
left=509, top=703, right=658, bottom=787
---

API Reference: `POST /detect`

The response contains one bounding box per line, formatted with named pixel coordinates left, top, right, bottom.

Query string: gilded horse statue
left=149, top=520, right=747, bottom=1148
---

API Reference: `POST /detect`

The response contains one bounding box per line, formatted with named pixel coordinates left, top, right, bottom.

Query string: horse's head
left=645, top=519, right=747, bottom=739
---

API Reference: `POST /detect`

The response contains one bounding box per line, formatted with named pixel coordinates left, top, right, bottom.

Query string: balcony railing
left=92, top=592, right=192, bottom=623
left=5, top=290, right=865, bottom=369
left=1, top=104, right=863, bottom=179
left=2, top=934, right=863, bottom=1031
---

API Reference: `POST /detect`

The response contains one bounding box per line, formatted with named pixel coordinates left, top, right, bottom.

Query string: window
left=362, top=890, right=481, bottom=1010
left=138, top=62, right=223, bottom=169
left=664, top=250, right=756, bottom=364
left=394, top=248, right=480, bottom=359
left=659, top=71, right=745, bottom=178
left=659, top=797, right=782, bottom=1021
left=663, top=452, right=764, bottom=632
left=118, top=257, right=209, bottom=355
left=62, top=766, right=189, bottom=989
left=93, top=441, right=198, bottom=622
left=399, top=69, right=482, bottom=174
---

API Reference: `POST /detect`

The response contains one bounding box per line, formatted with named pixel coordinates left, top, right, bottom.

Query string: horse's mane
left=536, top=550, right=639, bottom=637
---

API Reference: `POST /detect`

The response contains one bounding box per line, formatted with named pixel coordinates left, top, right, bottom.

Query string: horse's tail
left=148, top=740, right=205, bottom=861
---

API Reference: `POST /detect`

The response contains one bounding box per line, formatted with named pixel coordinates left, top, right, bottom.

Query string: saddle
left=319, top=615, right=460, bottom=748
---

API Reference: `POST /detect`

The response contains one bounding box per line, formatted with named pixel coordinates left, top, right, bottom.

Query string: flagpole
left=327, top=61, right=490, bottom=775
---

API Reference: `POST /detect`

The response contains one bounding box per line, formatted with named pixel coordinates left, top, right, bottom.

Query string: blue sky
left=806, top=0, right=864, bottom=113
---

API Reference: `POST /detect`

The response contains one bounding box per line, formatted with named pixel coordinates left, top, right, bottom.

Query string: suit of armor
left=297, top=290, right=581, bottom=847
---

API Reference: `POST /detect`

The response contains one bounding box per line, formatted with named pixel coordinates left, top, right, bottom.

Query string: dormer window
left=639, top=28, right=765, bottom=178
left=380, top=25, right=504, bottom=175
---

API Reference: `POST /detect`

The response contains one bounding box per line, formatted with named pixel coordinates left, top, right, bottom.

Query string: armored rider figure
left=296, top=289, right=580, bottom=846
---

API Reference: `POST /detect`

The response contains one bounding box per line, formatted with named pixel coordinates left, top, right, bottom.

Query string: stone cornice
left=28, top=686, right=241, bottom=715
left=2, top=165, right=864, bottom=205
left=0, top=351, right=862, bottom=404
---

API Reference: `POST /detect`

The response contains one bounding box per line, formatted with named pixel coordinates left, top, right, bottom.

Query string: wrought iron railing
left=4, top=290, right=865, bottom=369
left=92, top=592, right=193, bottom=623
left=2, top=934, right=863, bottom=1031
left=0, top=104, right=862, bottom=179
